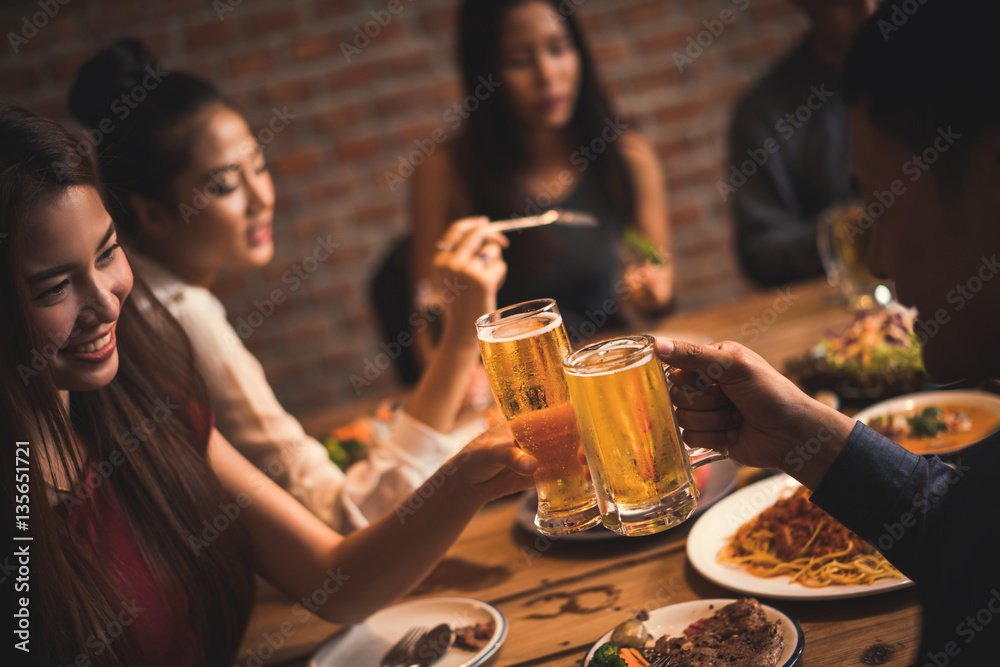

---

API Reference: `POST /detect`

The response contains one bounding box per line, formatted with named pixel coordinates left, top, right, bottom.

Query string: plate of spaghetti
left=687, top=474, right=912, bottom=600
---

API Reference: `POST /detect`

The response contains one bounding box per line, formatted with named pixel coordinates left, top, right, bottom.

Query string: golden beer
left=819, top=203, right=891, bottom=309
left=833, top=205, right=876, bottom=287
left=476, top=299, right=600, bottom=535
left=563, top=335, right=724, bottom=536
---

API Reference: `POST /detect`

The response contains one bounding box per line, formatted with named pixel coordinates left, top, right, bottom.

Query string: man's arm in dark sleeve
left=727, top=105, right=825, bottom=287
left=810, top=421, right=964, bottom=581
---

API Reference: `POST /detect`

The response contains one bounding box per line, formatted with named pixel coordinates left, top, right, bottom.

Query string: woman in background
left=0, top=102, right=535, bottom=666
left=411, top=0, right=675, bottom=347
left=69, top=39, right=508, bottom=532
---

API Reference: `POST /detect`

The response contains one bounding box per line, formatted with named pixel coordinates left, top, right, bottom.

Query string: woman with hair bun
left=69, top=38, right=509, bottom=532
left=0, top=101, right=534, bottom=666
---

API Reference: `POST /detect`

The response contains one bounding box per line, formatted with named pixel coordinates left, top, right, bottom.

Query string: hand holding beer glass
left=476, top=299, right=602, bottom=535
left=562, top=335, right=726, bottom=536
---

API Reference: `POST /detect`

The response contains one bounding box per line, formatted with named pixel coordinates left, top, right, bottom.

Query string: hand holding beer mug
left=817, top=202, right=893, bottom=309
left=562, top=335, right=725, bottom=536
left=476, top=299, right=601, bottom=535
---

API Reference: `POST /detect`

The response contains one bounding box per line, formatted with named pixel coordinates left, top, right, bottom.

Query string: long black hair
left=0, top=103, right=255, bottom=666
left=454, top=0, right=636, bottom=221
left=68, top=38, right=234, bottom=234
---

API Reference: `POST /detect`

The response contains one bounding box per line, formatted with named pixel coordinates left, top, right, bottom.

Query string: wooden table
left=237, top=279, right=921, bottom=667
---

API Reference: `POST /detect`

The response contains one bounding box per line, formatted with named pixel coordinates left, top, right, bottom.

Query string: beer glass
left=562, top=335, right=725, bottom=536
left=476, top=299, right=601, bottom=535
left=817, top=202, right=893, bottom=309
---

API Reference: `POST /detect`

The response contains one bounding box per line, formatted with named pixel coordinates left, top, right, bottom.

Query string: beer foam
left=478, top=311, right=563, bottom=342
left=565, top=350, right=654, bottom=377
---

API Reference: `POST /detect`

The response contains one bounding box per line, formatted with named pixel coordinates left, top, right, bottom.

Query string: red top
left=63, top=403, right=214, bottom=665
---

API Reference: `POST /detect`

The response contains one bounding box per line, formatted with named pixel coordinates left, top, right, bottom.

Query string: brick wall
left=1, top=0, right=807, bottom=417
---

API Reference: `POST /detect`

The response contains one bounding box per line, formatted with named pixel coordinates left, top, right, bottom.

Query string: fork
left=647, top=656, right=672, bottom=667
left=379, top=626, right=425, bottom=667
left=487, top=209, right=598, bottom=232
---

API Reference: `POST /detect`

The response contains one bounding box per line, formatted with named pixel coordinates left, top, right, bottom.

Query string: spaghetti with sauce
left=718, top=486, right=903, bottom=587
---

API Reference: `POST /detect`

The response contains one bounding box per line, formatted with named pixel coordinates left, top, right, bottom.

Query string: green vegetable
left=907, top=407, right=947, bottom=437
left=623, top=228, right=665, bottom=266
left=324, top=437, right=364, bottom=471
left=325, top=439, right=350, bottom=469
left=588, top=642, right=626, bottom=667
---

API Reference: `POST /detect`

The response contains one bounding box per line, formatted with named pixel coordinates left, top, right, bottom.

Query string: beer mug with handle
left=562, top=334, right=726, bottom=536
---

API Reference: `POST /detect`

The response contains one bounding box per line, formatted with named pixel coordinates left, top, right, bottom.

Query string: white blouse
left=129, top=252, right=479, bottom=533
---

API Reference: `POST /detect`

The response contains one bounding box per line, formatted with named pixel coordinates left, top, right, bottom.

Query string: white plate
left=309, top=597, right=506, bottom=667
left=687, top=474, right=913, bottom=600
left=582, top=598, right=804, bottom=666
left=516, top=460, right=740, bottom=540
left=852, top=389, right=1000, bottom=455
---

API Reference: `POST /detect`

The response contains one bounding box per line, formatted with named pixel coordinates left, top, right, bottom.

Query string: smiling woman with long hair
left=1, top=106, right=255, bottom=666
left=0, top=103, right=535, bottom=666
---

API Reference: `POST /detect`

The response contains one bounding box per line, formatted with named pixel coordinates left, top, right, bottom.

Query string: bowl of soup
left=853, top=390, right=1000, bottom=455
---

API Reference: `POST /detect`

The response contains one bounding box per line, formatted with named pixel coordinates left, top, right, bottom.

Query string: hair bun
left=69, top=38, right=159, bottom=129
